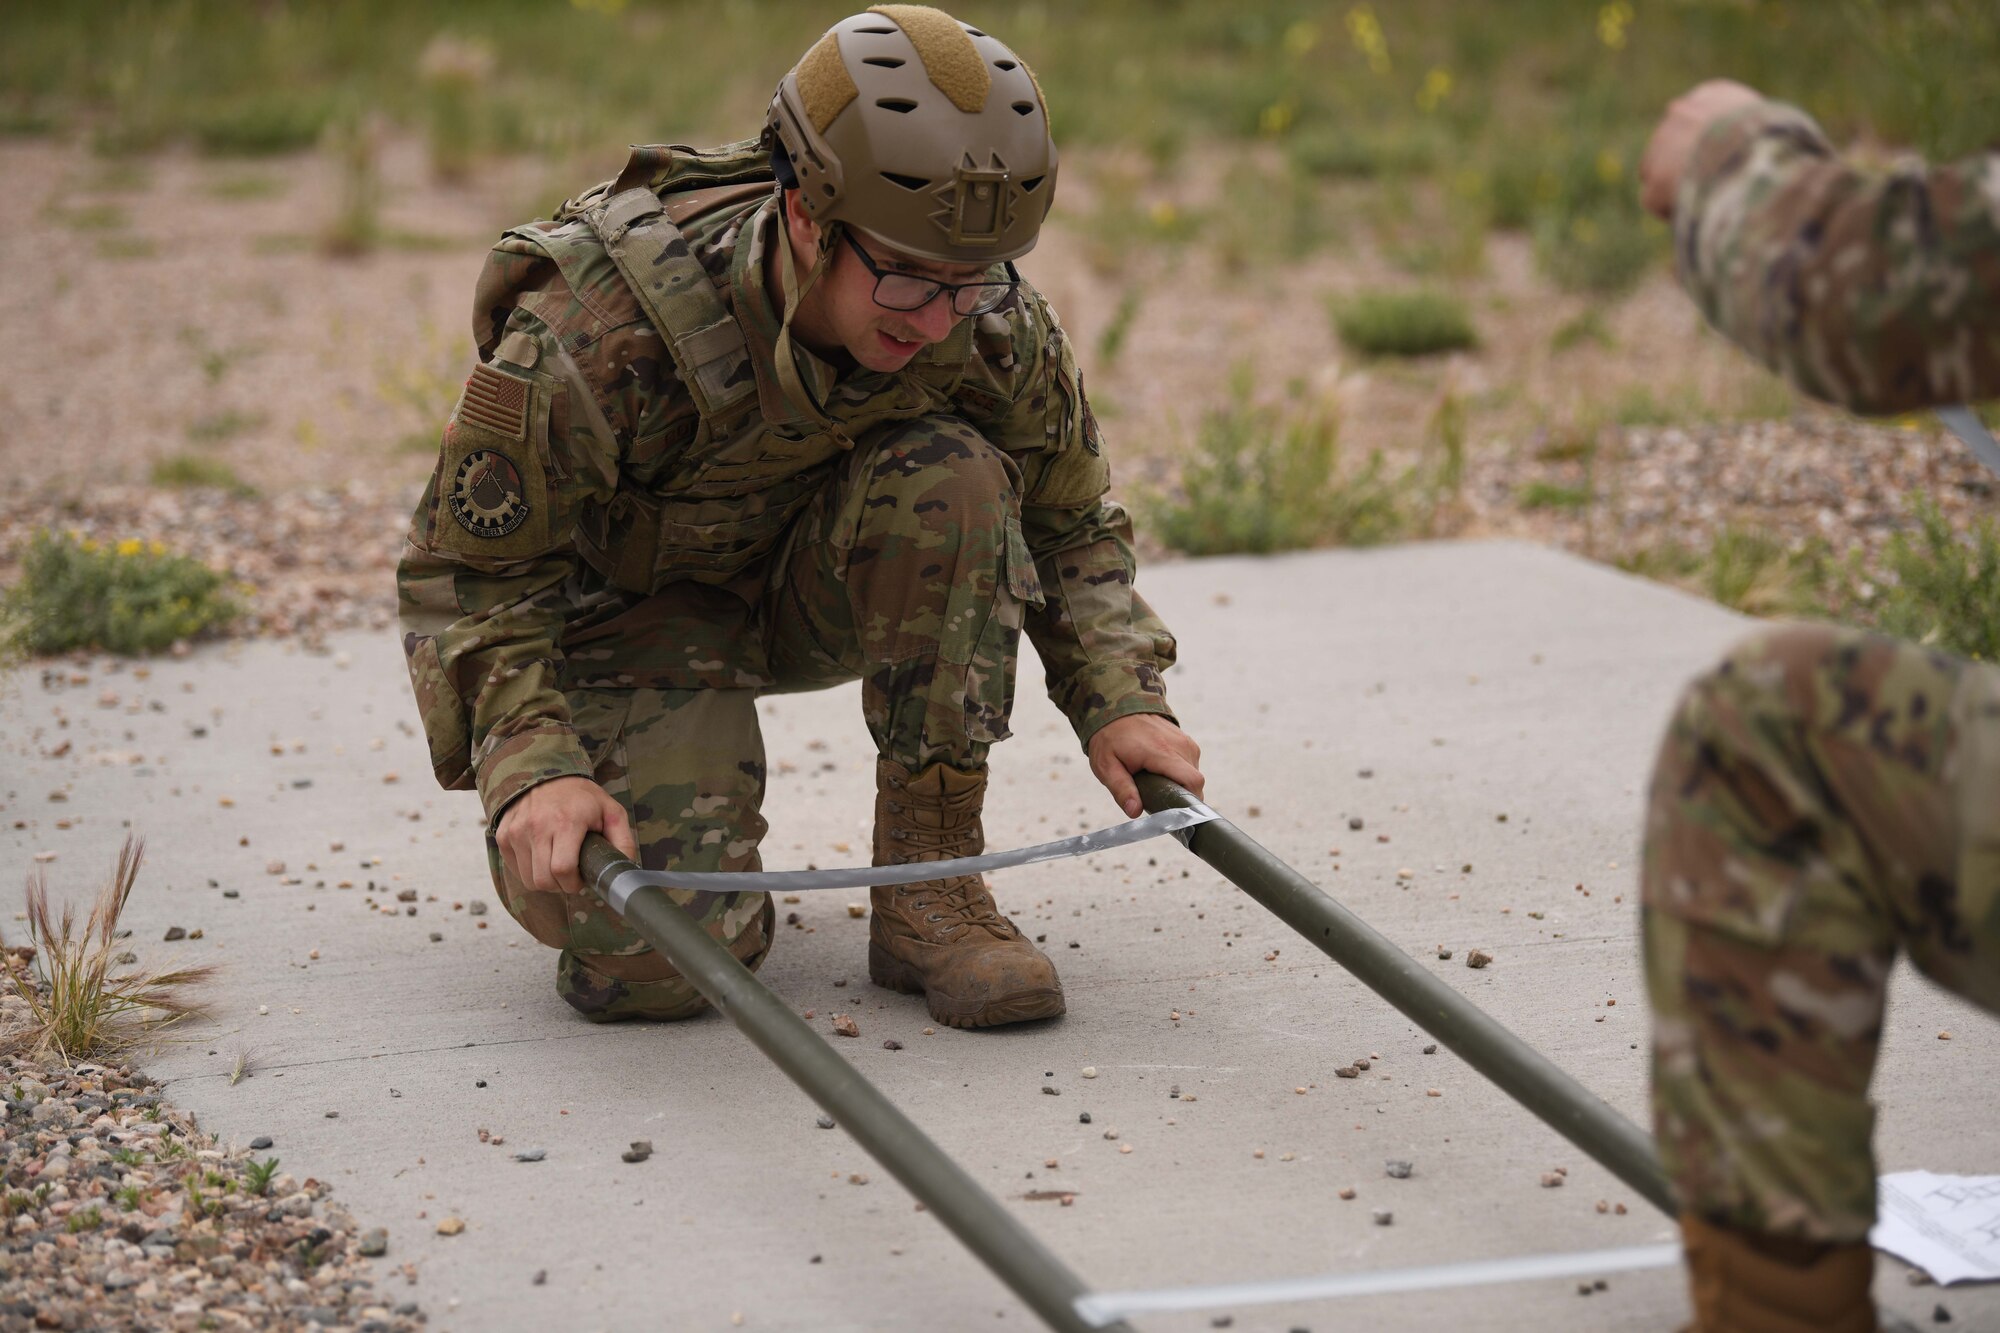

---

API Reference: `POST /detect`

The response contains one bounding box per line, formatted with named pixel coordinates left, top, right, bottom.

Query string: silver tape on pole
left=1071, top=1243, right=1683, bottom=1326
left=601, top=803, right=1221, bottom=914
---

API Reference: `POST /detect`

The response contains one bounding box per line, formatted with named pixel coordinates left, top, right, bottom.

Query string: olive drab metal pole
left=1135, top=774, right=1678, bottom=1217
left=578, top=835, right=1130, bottom=1333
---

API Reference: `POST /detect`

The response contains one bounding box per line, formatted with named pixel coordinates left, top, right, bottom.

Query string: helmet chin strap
left=773, top=212, right=848, bottom=443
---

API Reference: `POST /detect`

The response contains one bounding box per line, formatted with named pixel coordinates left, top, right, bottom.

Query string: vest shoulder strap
left=580, top=186, right=760, bottom=420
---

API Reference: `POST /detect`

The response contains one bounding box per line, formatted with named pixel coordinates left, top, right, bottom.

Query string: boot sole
left=868, top=943, right=1066, bottom=1029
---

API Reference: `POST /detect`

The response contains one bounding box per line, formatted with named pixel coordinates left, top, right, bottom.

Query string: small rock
left=1042, top=1086, right=1060, bottom=1096
left=1541, top=1172, right=1565, bottom=1188
left=846, top=903, right=866, bottom=919
left=1334, top=1066, right=1359, bottom=1079
left=468, top=900, right=488, bottom=916
left=1384, top=1160, right=1413, bottom=1179
left=163, top=926, right=187, bottom=942
left=1078, top=1112, right=1092, bottom=1124
left=1436, top=946, right=1453, bottom=960
left=815, top=1115, right=836, bottom=1130
left=265, top=860, right=286, bottom=875
left=514, top=1148, right=546, bottom=1163
left=1466, top=949, right=1493, bottom=969
left=1934, top=1303, right=1952, bottom=1323
left=882, top=1039, right=903, bottom=1051
left=249, top=1136, right=273, bottom=1150
left=1338, top=1186, right=1356, bottom=1200
left=622, top=1141, right=654, bottom=1164
left=1080, top=1066, right=1098, bottom=1079
left=848, top=1173, right=869, bottom=1185
left=358, top=1228, right=388, bottom=1257
left=1348, top=817, right=1364, bottom=830
left=1372, top=1209, right=1393, bottom=1226
left=428, top=932, right=442, bottom=943
left=396, top=889, right=418, bottom=903
left=1422, top=1043, right=1438, bottom=1055
left=436, top=1217, right=465, bottom=1236
left=831, top=1015, right=860, bottom=1039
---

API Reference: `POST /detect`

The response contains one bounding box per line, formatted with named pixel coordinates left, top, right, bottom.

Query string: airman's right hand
left=495, top=775, right=639, bottom=897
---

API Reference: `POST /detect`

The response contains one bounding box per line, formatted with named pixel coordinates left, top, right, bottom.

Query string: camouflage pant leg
left=765, top=414, right=1036, bottom=771
left=1642, top=624, right=2000, bottom=1242
left=485, top=685, right=774, bottom=1022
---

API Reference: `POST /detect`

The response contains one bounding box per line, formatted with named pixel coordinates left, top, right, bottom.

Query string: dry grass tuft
left=2, top=838, right=214, bottom=1061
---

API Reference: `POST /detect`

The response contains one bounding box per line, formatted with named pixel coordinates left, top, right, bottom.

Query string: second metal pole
left=1136, top=774, right=1677, bottom=1217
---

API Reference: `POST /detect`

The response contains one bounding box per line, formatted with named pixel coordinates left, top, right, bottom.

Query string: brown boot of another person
left=1679, top=1213, right=1878, bottom=1333
left=868, top=759, right=1065, bottom=1028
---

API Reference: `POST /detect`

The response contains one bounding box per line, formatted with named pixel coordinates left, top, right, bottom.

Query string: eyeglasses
left=841, top=230, right=1017, bottom=317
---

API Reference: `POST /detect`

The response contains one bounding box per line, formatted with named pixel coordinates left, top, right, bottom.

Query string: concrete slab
left=4, top=540, right=1993, bottom=1332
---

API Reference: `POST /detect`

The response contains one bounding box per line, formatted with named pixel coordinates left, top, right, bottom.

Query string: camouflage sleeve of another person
left=397, top=246, right=634, bottom=824
left=971, top=288, right=1178, bottom=746
left=1674, top=100, right=2000, bottom=414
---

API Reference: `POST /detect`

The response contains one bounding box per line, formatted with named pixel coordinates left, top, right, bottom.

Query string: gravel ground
left=1, top=994, right=424, bottom=1332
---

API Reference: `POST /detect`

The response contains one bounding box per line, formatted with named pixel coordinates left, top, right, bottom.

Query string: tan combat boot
left=1679, top=1213, right=1878, bottom=1333
left=868, top=759, right=1065, bottom=1028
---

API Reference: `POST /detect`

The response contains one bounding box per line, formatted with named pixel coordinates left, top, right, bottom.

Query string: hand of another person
left=495, top=775, right=639, bottom=896
left=1087, top=714, right=1205, bottom=819
left=1639, top=78, right=1764, bottom=219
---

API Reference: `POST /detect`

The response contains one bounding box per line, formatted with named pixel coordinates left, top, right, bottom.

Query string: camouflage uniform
left=399, top=144, right=1176, bottom=1020
left=1646, top=100, right=2000, bottom=1244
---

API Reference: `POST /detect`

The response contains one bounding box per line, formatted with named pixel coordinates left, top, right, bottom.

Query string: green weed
left=1149, top=368, right=1410, bottom=556
left=185, top=409, right=266, bottom=446
left=1870, top=497, right=2000, bottom=660
left=1331, top=290, right=1476, bottom=358
left=1550, top=307, right=1615, bottom=353
left=114, top=1186, right=145, bottom=1211
left=0, top=839, right=214, bottom=1062
left=320, top=112, right=385, bottom=257
left=1519, top=480, right=1592, bottom=511
left=94, top=236, right=160, bottom=260
left=48, top=203, right=129, bottom=232
left=65, top=1206, right=103, bottom=1234
left=153, top=449, right=256, bottom=492
left=1, top=530, right=241, bottom=657
left=1096, top=289, right=1143, bottom=369
left=192, top=96, right=330, bottom=155
left=204, top=173, right=288, bottom=201
left=244, top=1156, right=281, bottom=1197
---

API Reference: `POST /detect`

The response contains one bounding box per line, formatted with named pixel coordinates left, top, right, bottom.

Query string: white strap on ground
left=1070, top=1243, right=1684, bottom=1326
left=597, top=803, right=1221, bottom=914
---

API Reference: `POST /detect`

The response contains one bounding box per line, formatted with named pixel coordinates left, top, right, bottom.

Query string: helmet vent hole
left=1011, top=101, right=1035, bottom=116
left=821, top=183, right=836, bottom=198
left=994, top=59, right=1017, bottom=70
left=862, top=56, right=905, bottom=68
left=876, top=97, right=919, bottom=114
left=856, top=24, right=897, bottom=33
left=1020, top=175, right=1045, bottom=192
left=880, top=171, right=931, bottom=192
left=964, top=26, right=986, bottom=36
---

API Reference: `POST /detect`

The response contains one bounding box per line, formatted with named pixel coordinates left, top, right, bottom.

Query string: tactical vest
left=505, top=138, right=984, bottom=596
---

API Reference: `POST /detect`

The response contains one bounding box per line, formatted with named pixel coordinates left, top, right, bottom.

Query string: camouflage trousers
left=1642, top=625, right=2000, bottom=1242
left=490, top=414, right=1038, bottom=1020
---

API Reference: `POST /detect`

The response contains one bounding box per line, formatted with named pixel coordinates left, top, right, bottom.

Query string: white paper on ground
left=1871, top=1171, right=2000, bottom=1285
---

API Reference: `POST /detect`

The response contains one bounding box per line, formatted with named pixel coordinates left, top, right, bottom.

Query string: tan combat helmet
left=767, top=4, right=1057, bottom=265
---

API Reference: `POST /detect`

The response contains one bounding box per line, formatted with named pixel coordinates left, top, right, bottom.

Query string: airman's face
left=781, top=192, right=986, bottom=372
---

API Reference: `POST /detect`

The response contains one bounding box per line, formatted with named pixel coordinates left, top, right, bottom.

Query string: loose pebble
left=1466, top=949, right=1493, bottom=969
left=1372, top=1209, right=1393, bottom=1226
left=1081, top=1066, right=1098, bottom=1079
left=816, top=1115, right=837, bottom=1130
left=436, top=1217, right=465, bottom=1236
left=831, top=1015, right=860, bottom=1038
left=1384, top=1160, right=1413, bottom=1179
left=514, top=1149, right=546, bottom=1163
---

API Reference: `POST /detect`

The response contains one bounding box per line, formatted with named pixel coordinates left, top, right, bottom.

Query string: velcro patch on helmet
left=869, top=4, right=991, bottom=112
left=797, top=31, right=859, bottom=134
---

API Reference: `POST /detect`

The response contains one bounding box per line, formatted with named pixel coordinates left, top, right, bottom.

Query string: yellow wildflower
left=1148, top=200, right=1179, bottom=230
left=1282, top=20, right=1320, bottom=57
left=1345, top=5, right=1391, bottom=75
left=1416, top=67, right=1453, bottom=114
left=81, top=538, right=100, bottom=554
left=1598, top=2, right=1633, bottom=50
left=1258, top=99, right=1298, bottom=138
left=1596, top=149, right=1624, bottom=184
left=116, top=538, right=144, bottom=558
left=148, top=540, right=167, bottom=556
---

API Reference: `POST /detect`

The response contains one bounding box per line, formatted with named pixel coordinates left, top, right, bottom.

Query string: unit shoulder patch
left=448, top=448, right=533, bottom=539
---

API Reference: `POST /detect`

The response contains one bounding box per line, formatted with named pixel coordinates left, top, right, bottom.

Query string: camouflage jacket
left=1674, top=99, right=2000, bottom=415
left=398, top=145, right=1176, bottom=822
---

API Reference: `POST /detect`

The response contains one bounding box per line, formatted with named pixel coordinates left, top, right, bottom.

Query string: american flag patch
left=459, top=363, right=529, bottom=439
